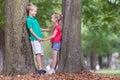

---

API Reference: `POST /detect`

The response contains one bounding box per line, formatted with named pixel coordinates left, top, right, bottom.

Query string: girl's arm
left=41, top=28, right=51, bottom=32
left=29, top=28, right=43, bottom=41
left=45, top=29, right=57, bottom=40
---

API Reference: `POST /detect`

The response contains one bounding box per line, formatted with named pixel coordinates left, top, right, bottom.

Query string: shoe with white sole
left=48, top=69, right=55, bottom=74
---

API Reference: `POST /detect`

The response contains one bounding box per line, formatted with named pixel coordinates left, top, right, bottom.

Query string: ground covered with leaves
left=0, top=71, right=120, bottom=80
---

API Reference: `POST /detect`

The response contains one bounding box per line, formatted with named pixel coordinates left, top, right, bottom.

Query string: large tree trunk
left=58, top=0, right=87, bottom=73
left=0, top=29, right=4, bottom=74
left=3, top=0, right=35, bottom=76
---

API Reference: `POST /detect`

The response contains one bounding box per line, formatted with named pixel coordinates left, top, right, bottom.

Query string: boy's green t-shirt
left=26, top=16, right=43, bottom=41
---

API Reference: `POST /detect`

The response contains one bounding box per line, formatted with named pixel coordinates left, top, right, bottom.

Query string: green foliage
left=1, top=0, right=120, bottom=58
left=82, top=0, right=120, bottom=56
left=0, top=0, right=4, bottom=30
left=29, top=0, right=62, bottom=28
left=0, top=0, right=62, bottom=30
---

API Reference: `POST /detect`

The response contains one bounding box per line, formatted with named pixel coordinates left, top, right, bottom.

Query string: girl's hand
left=46, top=28, right=51, bottom=32
left=42, top=38, right=48, bottom=41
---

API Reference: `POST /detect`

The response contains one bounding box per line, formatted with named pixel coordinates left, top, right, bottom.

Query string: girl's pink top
left=51, top=24, right=62, bottom=42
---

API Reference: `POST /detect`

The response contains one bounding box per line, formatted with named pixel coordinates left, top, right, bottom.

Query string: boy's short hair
left=26, top=3, right=37, bottom=14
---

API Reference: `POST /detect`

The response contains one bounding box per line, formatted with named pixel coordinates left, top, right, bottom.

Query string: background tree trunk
left=58, top=0, right=87, bottom=73
left=0, top=29, right=4, bottom=74
left=90, top=53, right=97, bottom=70
left=98, top=56, right=103, bottom=69
left=3, top=0, right=35, bottom=76
left=86, top=53, right=91, bottom=70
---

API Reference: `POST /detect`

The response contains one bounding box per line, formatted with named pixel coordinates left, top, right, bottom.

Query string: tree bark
left=107, top=54, right=113, bottom=69
left=4, top=0, right=35, bottom=76
left=0, top=29, right=4, bottom=74
left=86, top=53, right=91, bottom=70
left=58, top=0, right=87, bottom=73
left=90, top=53, right=97, bottom=70
left=98, top=56, right=103, bottom=69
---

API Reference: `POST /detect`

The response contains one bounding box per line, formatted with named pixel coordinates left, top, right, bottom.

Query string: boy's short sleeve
left=26, top=19, right=32, bottom=29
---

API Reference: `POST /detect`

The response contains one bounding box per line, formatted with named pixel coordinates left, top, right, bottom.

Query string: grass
left=95, top=69, right=120, bottom=75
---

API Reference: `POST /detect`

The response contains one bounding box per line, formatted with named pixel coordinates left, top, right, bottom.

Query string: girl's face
left=29, top=7, right=37, bottom=17
left=51, top=14, right=57, bottom=23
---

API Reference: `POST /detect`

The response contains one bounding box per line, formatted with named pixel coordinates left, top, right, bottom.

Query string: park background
left=0, top=0, right=120, bottom=79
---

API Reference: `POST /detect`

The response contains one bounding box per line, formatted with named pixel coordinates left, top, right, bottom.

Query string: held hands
left=42, top=38, right=49, bottom=41
left=37, top=38, right=44, bottom=42
left=37, top=38, right=49, bottom=42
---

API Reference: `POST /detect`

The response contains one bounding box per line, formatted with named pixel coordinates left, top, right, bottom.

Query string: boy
left=26, top=3, right=49, bottom=75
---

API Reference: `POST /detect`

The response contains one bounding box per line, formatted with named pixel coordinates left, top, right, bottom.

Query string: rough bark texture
left=86, top=53, right=91, bottom=70
left=107, top=54, right=112, bottom=69
left=98, top=56, right=103, bottom=69
left=4, top=0, right=35, bottom=76
left=0, top=29, right=4, bottom=74
left=58, top=0, right=87, bottom=73
left=90, top=53, right=97, bottom=70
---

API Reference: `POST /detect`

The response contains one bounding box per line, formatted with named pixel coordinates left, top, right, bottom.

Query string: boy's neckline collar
left=28, top=16, right=34, bottom=18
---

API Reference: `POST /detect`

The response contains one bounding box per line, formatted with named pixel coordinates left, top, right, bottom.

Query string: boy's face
left=29, top=7, right=37, bottom=17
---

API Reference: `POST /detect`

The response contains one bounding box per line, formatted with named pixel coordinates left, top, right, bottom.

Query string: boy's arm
left=26, top=19, right=43, bottom=41
left=29, top=28, right=43, bottom=41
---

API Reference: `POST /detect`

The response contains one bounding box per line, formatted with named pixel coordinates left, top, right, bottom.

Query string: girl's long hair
left=53, top=13, right=63, bottom=28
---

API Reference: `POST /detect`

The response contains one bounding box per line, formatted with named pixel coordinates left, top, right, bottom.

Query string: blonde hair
left=52, top=13, right=63, bottom=26
left=26, top=3, right=37, bottom=15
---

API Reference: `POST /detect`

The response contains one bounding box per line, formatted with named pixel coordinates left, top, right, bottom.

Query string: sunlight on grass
left=95, top=69, right=120, bottom=75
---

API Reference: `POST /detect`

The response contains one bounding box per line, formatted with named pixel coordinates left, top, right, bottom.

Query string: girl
left=45, top=13, right=62, bottom=74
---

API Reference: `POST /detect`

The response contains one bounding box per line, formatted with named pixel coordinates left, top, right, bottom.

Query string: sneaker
left=37, top=70, right=46, bottom=75
left=48, top=69, right=55, bottom=74
left=46, top=65, right=51, bottom=72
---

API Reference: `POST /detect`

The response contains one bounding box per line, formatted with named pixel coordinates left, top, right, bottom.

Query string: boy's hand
left=38, top=38, right=44, bottom=42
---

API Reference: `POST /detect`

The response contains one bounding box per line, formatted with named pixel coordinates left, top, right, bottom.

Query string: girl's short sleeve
left=55, top=25, right=60, bottom=30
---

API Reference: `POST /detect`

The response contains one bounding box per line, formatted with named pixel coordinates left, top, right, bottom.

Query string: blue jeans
left=52, top=42, right=61, bottom=51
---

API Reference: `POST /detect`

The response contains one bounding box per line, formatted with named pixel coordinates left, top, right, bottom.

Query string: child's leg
left=51, top=50, right=58, bottom=69
left=36, top=54, right=43, bottom=70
